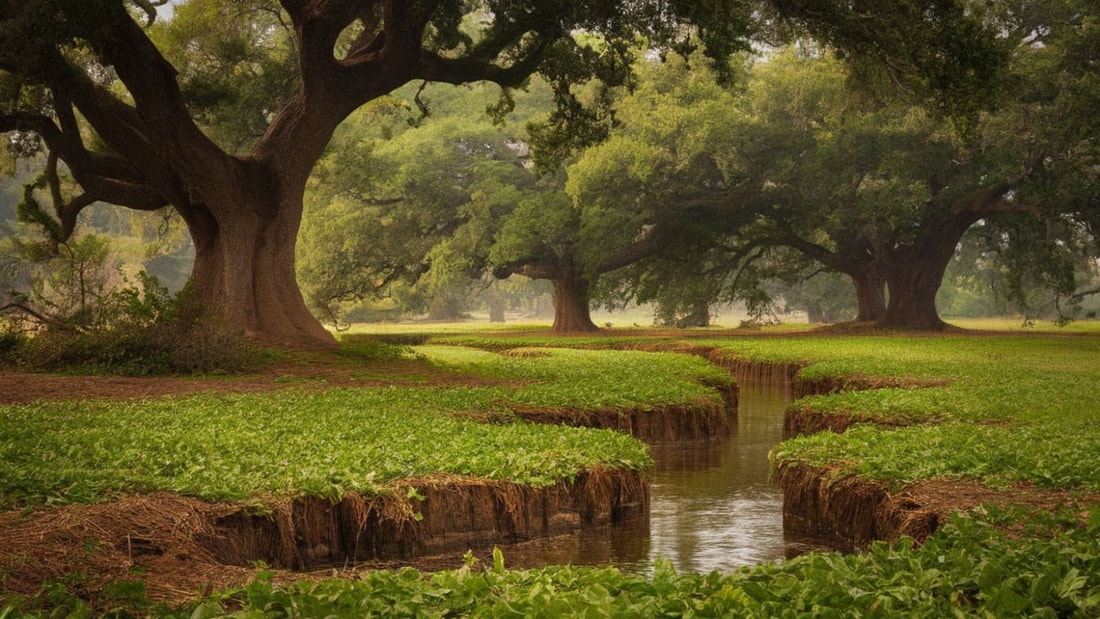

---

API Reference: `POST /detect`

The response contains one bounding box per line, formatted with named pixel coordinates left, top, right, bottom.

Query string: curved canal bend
left=472, top=374, right=802, bottom=574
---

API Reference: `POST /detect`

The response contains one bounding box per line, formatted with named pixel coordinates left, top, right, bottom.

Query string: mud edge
left=774, top=461, right=941, bottom=551
left=509, top=379, right=737, bottom=442
left=207, top=468, right=649, bottom=570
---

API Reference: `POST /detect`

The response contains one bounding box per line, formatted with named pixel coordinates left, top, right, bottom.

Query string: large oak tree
left=1, top=0, right=1005, bottom=347
left=0, top=0, right=757, bottom=348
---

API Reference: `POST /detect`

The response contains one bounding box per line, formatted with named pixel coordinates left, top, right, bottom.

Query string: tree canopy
left=590, top=1, right=1099, bottom=330
left=1, top=0, right=1014, bottom=346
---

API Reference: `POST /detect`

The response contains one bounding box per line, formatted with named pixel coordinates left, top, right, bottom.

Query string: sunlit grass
left=417, top=345, right=731, bottom=410
left=947, top=317, right=1100, bottom=334
left=337, top=320, right=817, bottom=339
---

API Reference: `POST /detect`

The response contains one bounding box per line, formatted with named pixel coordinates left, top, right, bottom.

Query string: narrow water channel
left=479, top=376, right=794, bottom=574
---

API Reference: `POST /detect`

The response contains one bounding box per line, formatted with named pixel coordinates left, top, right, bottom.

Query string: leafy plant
left=7, top=273, right=260, bottom=376
left=8, top=507, right=1086, bottom=617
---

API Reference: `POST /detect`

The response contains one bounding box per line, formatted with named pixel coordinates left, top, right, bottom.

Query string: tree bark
left=551, top=269, right=600, bottom=333
left=875, top=207, right=989, bottom=330
left=876, top=250, right=952, bottom=330
left=184, top=195, right=336, bottom=349
left=851, top=268, right=888, bottom=322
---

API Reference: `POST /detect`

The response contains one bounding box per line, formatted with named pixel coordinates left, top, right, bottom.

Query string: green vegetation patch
left=0, top=346, right=736, bottom=508
left=11, top=507, right=1096, bottom=617
left=700, top=335, right=1100, bottom=491
left=417, top=345, right=732, bottom=410
left=0, top=388, right=649, bottom=507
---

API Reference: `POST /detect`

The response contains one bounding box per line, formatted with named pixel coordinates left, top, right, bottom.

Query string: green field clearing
left=3, top=327, right=1099, bottom=617
left=0, top=346, right=733, bottom=508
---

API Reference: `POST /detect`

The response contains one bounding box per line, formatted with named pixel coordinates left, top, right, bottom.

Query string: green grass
left=5, top=329, right=1100, bottom=616
left=690, top=335, right=1100, bottom=491
left=0, top=345, right=735, bottom=508
left=417, top=345, right=731, bottom=410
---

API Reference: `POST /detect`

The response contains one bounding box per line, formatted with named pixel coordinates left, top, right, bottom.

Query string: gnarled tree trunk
left=851, top=268, right=888, bottom=323
left=875, top=204, right=993, bottom=330
left=551, top=269, right=600, bottom=333
left=876, top=252, right=951, bottom=330
left=184, top=195, right=336, bottom=349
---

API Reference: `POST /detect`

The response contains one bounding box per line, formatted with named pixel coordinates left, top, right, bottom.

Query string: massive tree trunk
left=505, top=255, right=602, bottom=334
left=876, top=251, right=952, bottom=330
left=551, top=268, right=600, bottom=334
left=851, top=268, right=888, bottom=322
left=874, top=196, right=1001, bottom=329
left=183, top=194, right=336, bottom=349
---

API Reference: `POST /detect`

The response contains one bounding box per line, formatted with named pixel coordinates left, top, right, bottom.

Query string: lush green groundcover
left=420, top=331, right=1100, bottom=491
left=4, top=329, right=1100, bottom=617
left=701, top=336, right=1100, bottom=491
left=0, top=346, right=734, bottom=508
left=5, top=508, right=1097, bottom=617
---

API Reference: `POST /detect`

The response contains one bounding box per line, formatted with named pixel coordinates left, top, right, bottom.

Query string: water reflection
left=474, top=377, right=794, bottom=575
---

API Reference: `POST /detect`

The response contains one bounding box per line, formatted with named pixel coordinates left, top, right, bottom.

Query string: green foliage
left=337, top=334, right=419, bottom=362
left=418, top=345, right=731, bottom=411
left=149, top=0, right=299, bottom=153
left=0, top=345, right=749, bottom=507
left=8, top=273, right=259, bottom=376
left=299, top=82, right=546, bottom=324
left=15, top=172, right=61, bottom=245
left=10, top=507, right=1092, bottom=617
left=699, top=334, right=1100, bottom=491
left=0, top=384, right=653, bottom=507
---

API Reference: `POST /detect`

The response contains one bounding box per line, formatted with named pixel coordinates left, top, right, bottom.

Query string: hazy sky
left=157, top=0, right=181, bottom=21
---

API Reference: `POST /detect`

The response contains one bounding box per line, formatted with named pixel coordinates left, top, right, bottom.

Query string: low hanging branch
left=0, top=300, right=72, bottom=332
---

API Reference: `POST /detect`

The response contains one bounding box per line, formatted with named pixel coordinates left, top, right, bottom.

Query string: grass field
left=0, top=345, right=735, bottom=508
left=3, top=322, right=1099, bottom=617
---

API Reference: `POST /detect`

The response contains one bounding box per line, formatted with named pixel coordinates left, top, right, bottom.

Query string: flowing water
left=478, top=376, right=795, bottom=574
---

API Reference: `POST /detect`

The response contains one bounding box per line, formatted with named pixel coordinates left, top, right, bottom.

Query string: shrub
left=8, top=272, right=261, bottom=376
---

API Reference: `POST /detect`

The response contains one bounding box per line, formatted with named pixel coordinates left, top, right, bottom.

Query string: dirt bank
left=0, top=469, right=647, bottom=604
left=735, top=356, right=1100, bottom=551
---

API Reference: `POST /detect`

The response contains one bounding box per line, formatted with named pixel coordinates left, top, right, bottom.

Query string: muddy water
left=474, top=377, right=796, bottom=575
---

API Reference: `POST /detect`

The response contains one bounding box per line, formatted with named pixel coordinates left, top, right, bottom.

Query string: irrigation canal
left=480, top=376, right=807, bottom=574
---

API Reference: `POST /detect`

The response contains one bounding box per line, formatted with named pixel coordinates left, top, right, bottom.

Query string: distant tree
left=492, top=54, right=750, bottom=332
left=632, top=3, right=1097, bottom=331
left=298, top=82, right=537, bottom=325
